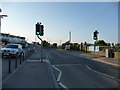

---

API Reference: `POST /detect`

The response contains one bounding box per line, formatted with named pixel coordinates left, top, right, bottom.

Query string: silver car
left=0, top=44, right=23, bottom=56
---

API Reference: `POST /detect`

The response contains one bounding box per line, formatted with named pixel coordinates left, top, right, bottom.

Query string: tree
left=62, top=41, right=70, bottom=46
left=115, top=43, right=120, bottom=47
left=94, top=40, right=107, bottom=46
left=52, top=43, right=57, bottom=48
left=115, top=43, right=120, bottom=52
left=62, top=41, right=70, bottom=49
left=42, top=40, right=50, bottom=47
left=70, top=43, right=79, bottom=50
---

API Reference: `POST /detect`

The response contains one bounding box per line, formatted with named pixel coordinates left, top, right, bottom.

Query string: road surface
left=44, top=48, right=119, bottom=88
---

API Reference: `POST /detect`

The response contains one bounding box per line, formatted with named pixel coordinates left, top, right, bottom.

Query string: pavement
left=80, top=53, right=120, bottom=67
left=0, top=57, right=2, bottom=90
left=2, top=61, right=52, bottom=88
left=2, top=48, right=58, bottom=88
left=2, top=47, right=35, bottom=81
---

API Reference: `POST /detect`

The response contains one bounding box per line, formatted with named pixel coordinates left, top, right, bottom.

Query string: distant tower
left=69, top=31, right=71, bottom=43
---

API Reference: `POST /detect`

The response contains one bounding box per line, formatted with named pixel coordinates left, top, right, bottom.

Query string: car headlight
left=0, top=50, right=4, bottom=53
left=0, top=50, right=2, bottom=53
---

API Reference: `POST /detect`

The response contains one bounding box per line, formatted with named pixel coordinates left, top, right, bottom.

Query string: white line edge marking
left=85, top=64, right=120, bottom=82
left=52, top=65, right=62, bottom=81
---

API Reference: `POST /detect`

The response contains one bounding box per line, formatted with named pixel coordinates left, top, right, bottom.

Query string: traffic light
left=36, top=22, right=44, bottom=36
left=93, top=32, right=97, bottom=40
left=40, top=25, right=44, bottom=36
left=36, top=23, right=40, bottom=35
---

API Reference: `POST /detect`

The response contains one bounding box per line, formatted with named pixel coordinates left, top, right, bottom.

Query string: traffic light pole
left=94, top=40, right=96, bottom=58
left=37, top=35, right=43, bottom=62
left=93, top=30, right=99, bottom=58
left=36, top=22, right=44, bottom=62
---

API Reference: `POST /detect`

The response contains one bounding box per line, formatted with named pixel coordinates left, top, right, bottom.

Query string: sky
left=0, top=2, right=118, bottom=44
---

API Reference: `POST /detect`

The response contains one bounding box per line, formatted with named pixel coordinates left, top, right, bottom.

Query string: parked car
left=0, top=44, right=23, bottom=56
left=65, top=45, right=70, bottom=50
left=20, top=43, right=28, bottom=48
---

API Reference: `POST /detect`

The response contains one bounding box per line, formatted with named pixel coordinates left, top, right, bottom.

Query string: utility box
left=106, top=49, right=114, bottom=58
left=106, top=49, right=109, bottom=58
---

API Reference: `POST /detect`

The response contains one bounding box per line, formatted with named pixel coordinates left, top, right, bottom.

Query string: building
left=0, top=33, right=26, bottom=45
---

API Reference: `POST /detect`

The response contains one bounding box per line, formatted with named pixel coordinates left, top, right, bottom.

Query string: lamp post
left=0, top=8, right=8, bottom=90
left=0, top=8, right=8, bottom=33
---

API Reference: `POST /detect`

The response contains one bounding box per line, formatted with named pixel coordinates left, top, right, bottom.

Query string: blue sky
left=1, top=2, right=118, bottom=44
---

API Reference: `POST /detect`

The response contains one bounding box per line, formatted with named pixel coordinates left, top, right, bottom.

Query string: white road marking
left=27, top=60, right=41, bottom=62
left=27, top=59, right=49, bottom=62
left=52, top=65, right=62, bottom=81
left=59, top=82, right=69, bottom=89
left=85, top=65, right=91, bottom=70
left=85, top=64, right=120, bottom=82
left=54, top=64, right=82, bottom=67
left=52, top=65, right=68, bottom=89
left=43, top=50, right=68, bottom=88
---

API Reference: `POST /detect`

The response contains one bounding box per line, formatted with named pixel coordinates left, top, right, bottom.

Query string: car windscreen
left=5, top=45, right=18, bottom=48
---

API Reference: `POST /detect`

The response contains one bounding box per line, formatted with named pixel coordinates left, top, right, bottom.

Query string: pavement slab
left=2, top=61, right=52, bottom=88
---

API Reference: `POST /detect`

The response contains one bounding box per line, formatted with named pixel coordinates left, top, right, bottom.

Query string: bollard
left=15, top=55, right=17, bottom=68
left=26, top=51, right=28, bottom=59
left=25, top=51, right=27, bottom=60
left=27, top=51, right=29, bottom=58
left=8, top=54, right=11, bottom=73
left=20, top=54, right=22, bottom=64
left=23, top=52, right=24, bottom=61
left=27, top=51, right=28, bottom=59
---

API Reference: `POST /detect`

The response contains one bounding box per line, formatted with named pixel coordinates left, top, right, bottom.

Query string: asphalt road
left=44, top=48, right=119, bottom=88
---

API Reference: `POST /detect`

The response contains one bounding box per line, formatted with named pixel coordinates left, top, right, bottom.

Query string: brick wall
left=114, top=52, right=120, bottom=60
left=88, top=51, right=105, bottom=56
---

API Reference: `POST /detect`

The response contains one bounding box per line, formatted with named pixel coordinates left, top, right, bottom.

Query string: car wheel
left=2, top=54, right=4, bottom=58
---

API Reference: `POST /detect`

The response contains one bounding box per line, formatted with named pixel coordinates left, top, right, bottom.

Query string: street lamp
left=0, top=9, right=8, bottom=33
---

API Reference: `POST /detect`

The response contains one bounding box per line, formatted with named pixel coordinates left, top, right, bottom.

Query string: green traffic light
left=94, top=37, right=97, bottom=39
left=37, top=32, right=40, bottom=34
